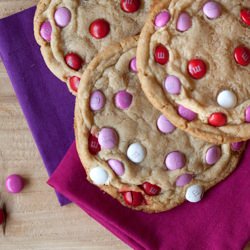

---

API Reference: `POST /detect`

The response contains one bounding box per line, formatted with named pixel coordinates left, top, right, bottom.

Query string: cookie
left=137, top=0, right=250, bottom=144
left=74, top=36, right=244, bottom=213
left=34, top=0, right=155, bottom=95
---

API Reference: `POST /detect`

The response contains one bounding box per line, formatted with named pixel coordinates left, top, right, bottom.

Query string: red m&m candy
left=69, top=76, right=80, bottom=92
left=188, top=59, right=207, bottom=79
left=120, top=0, right=141, bottom=13
left=122, top=191, right=144, bottom=206
left=208, top=112, right=227, bottom=127
left=240, top=9, right=250, bottom=26
left=89, top=19, right=110, bottom=39
left=88, top=134, right=101, bottom=155
left=234, top=46, right=250, bottom=66
left=65, top=53, right=83, bottom=71
left=154, top=45, right=169, bottom=65
left=141, top=182, right=161, bottom=196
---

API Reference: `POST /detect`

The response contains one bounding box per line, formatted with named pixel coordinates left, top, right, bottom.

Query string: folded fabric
left=0, top=7, right=75, bottom=205
left=49, top=141, right=250, bottom=250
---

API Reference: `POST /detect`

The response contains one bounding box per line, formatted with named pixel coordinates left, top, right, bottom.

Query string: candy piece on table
left=69, top=76, right=80, bottom=92
left=154, top=45, right=169, bottom=65
left=90, top=90, right=106, bottom=111
left=98, top=128, right=118, bottom=150
left=176, top=174, right=193, bottom=187
left=176, top=12, right=192, bottom=32
left=127, top=142, right=146, bottom=163
left=154, top=10, right=171, bottom=28
left=206, top=146, right=221, bottom=165
left=203, top=1, right=222, bottom=20
left=65, top=53, right=83, bottom=70
left=188, top=59, right=207, bottom=79
left=40, top=21, right=52, bottom=42
left=89, top=167, right=109, bottom=185
left=165, top=151, right=186, bottom=170
left=208, top=112, right=227, bottom=127
left=178, top=105, right=197, bottom=121
left=5, top=174, right=24, bottom=193
left=157, top=115, right=176, bottom=134
left=141, top=182, right=161, bottom=196
left=122, top=191, right=144, bottom=206
left=185, top=185, right=203, bottom=202
left=108, top=159, right=125, bottom=176
left=217, top=90, right=237, bottom=109
left=89, top=19, right=110, bottom=39
left=54, top=7, right=71, bottom=27
left=114, top=90, right=133, bottom=110
left=120, top=0, right=141, bottom=13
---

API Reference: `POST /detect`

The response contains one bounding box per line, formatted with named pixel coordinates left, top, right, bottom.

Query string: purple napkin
left=48, top=141, right=250, bottom=250
left=0, top=7, right=75, bottom=205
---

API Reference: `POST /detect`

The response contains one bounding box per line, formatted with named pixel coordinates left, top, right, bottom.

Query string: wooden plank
left=0, top=1, right=129, bottom=249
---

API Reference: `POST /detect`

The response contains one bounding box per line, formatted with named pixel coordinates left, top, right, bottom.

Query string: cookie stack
left=34, top=0, right=249, bottom=213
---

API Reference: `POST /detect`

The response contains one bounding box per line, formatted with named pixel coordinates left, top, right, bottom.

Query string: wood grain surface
left=0, top=1, right=249, bottom=250
left=0, top=1, right=129, bottom=249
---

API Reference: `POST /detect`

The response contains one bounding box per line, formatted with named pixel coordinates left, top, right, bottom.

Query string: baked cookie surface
left=34, top=0, right=155, bottom=94
left=75, top=37, right=244, bottom=213
left=137, top=0, right=250, bottom=144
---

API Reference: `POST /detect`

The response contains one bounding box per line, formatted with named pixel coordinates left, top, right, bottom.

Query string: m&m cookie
left=74, top=37, right=243, bottom=213
left=137, top=0, right=250, bottom=144
left=34, top=0, right=155, bottom=95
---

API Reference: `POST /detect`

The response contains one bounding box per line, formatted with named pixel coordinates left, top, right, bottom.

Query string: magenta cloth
left=0, top=7, right=74, bottom=205
left=48, top=141, right=250, bottom=250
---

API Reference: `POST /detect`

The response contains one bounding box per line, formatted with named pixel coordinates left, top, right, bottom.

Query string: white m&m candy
left=217, top=90, right=237, bottom=109
left=89, top=167, right=109, bottom=185
left=185, top=184, right=204, bottom=203
left=127, top=143, right=146, bottom=164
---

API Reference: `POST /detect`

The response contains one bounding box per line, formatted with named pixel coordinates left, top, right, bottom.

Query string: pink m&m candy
left=40, top=21, right=52, bottom=42
left=108, top=159, right=125, bottom=176
left=154, top=10, right=171, bottom=28
left=178, top=105, right=197, bottom=121
left=54, top=7, right=71, bottom=27
left=98, top=128, right=118, bottom=149
left=231, top=142, right=244, bottom=151
left=157, top=115, right=176, bottom=134
left=245, top=106, right=250, bottom=122
left=203, top=1, right=222, bottom=20
left=115, top=90, right=133, bottom=110
left=176, top=174, right=193, bottom=187
left=165, top=151, right=186, bottom=170
left=205, top=146, right=221, bottom=165
left=5, top=174, right=24, bottom=193
left=176, top=12, right=192, bottom=32
left=164, top=75, right=181, bottom=95
left=90, top=90, right=106, bottom=111
left=129, top=57, right=138, bottom=73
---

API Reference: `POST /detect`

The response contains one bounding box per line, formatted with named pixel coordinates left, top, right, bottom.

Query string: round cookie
left=34, top=0, right=156, bottom=95
left=75, top=36, right=244, bottom=213
left=137, top=0, right=250, bottom=144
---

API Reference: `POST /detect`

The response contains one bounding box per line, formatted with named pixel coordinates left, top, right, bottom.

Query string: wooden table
left=0, top=1, right=129, bottom=249
left=0, top=1, right=249, bottom=250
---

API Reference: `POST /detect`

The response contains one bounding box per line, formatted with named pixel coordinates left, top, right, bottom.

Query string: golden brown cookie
left=74, top=37, right=244, bottom=213
left=137, top=0, right=250, bottom=144
left=34, top=0, right=155, bottom=95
